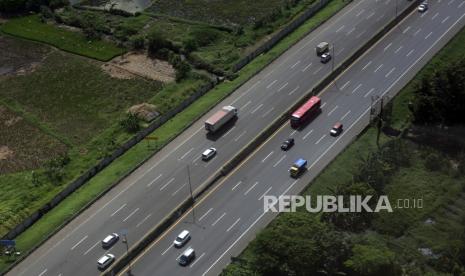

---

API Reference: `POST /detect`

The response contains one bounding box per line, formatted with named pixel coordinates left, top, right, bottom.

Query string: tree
left=147, top=30, right=170, bottom=56
left=344, top=238, right=399, bottom=276
left=120, top=113, right=140, bottom=133
left=175, top=61, right=191, bottom=81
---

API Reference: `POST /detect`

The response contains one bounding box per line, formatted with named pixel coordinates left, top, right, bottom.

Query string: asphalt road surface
left=7, top=1, right=414, bottom=276
left=121, top=1, right=465, bottom=275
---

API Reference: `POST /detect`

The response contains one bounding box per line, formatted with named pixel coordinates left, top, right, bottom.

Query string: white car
left=201, top=147, right=217, bottom=160
left=102, top=233, right=119, bottom=248
left=418, top=3, right=428, bottom=12
left=173, top=230, right=191, bottom=248
left=97, top=253, right=115, bottom=270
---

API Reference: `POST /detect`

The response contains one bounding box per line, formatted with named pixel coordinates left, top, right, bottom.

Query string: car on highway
left=330, top=122, right=343, bottom=136
left=320, top=52, right=331, bottom=63
left=201, top=147, right=217, bottom=160
left=177, top=247, right=195, bottom=266
left=97, top=253, right=115, bottom=270
left=418, top=2, right=428, bottom=12
left=101, top=233, right=119, bottom=249
left=173, top=230, right=191, bottom=248
left=280, top=138, right=295, bottom=151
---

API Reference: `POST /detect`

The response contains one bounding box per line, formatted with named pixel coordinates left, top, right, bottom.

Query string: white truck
left=205, top=106, right=237, bottom=133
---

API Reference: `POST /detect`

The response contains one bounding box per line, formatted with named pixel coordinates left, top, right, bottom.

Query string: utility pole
left=122, top=232, right=133, bottom=276
left=331, top=43, right=335, bottom=72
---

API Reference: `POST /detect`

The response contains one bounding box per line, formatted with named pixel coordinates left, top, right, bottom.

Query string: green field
left=0, top=15, right=125, bottom=61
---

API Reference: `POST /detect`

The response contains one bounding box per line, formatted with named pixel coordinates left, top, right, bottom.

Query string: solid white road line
left=147, top=174, right=162, bottom=187
left=442, top=16, right=450, bottom=24
left=110, top=203, right=127, bottom=217
left=71, top=235, right=88, bottom=251
left=406, top=49, right=415, bottom=57
left=160, top=178, right=175, bottom=191
left=259, top=187, right=273, bottom=201
left=190, top=252, right=206, bottom=268
left=313, top=67, right=323, bottom=75
left=273, top=155, right=286, bottom=168
left=199, top=208, right=213, bottom=222
left=425, top=31, right=433, bottom=39
left=459, top=1, right=465, bottom=8
left=414, top=28, right=421, bottom=36
left=123, top=208, right=139, bottom=222
left=335, top=25, right=345, bottom=32
left=402, top=26, right=411, bottom=34
left=394, top=45, right=403, bottom=54
left=290, top=130, right=297, bottom=136
left=321, top=102, right=327, bottom=108
left=211, top=213, right=226, bottom=226
left=327, top=105, right=338, bottom=116
left=171, top=183, right=187, bottom=196
left=231, top=181, right=243, bottom=191
left=366, top=11, right=375, bottom=20
left=355, top=9, right=365, bottom=17
left=432, top=12, right=439, bottom=20
left=226, top=218, right=241, bottom=232
left=340, top=110, right=351, bottom=121
left=136, top=214, right=152, bottom=228
left=244, top=182, right=259, bottom=196
left=38, top=269, right=47, bottom=276
left=336, top=48, right=344, bottom=56
left=261, top=151, right=274, bottom=163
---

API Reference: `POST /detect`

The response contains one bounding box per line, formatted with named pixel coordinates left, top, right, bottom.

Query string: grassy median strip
left=0, top=0, right=348, bottom=273
left=0, top=15, right=125, bottom=61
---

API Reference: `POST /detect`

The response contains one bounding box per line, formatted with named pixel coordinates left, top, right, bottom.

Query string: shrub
left=175, top=61, right=191, bottom=82
left=147, top=30, right=170, bottom=56
left=183, top=38, right=198, bottom=52
left=120, top=113, right=140, bottom=133
left=130, top=35, right=145, bottom=50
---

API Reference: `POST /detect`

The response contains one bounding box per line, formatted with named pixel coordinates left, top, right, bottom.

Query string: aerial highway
left=7, top=1, right=413, bottom=275
left=119, top=0, right=465, bottom=275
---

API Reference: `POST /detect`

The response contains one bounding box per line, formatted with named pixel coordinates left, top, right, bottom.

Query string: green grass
left=0, top=15, right=125, bottom=61
left=0, top=1, right=349, bottom=273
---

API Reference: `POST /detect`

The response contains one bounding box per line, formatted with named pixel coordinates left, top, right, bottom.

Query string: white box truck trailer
left=205, top=106, right=237, bottom=133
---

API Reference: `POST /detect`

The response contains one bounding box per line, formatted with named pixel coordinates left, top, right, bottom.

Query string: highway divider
left=105, top=1, right=420, bottom=275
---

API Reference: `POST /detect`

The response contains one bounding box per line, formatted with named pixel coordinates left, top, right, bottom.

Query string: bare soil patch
left=103, top=52, right=175, bottom=83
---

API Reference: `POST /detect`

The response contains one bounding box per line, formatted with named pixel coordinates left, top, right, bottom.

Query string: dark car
left=320, top=52, right=332, bottom=64
left=330, top=122, right=343, bottom=136
left=177, top=247, right=195, bottom=266
left=281, top=138, right=295, bottom=151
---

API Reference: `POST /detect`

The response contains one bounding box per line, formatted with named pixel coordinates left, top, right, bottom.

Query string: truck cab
left=289, top=158, right=307, bottom=178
